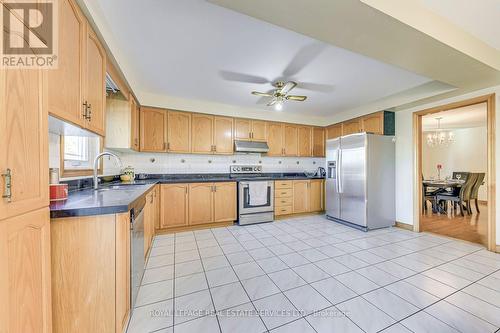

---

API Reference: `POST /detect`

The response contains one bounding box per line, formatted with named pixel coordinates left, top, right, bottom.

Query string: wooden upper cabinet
left=191, top=114, right=213, bottom=154
left=312, top=127, right=325, bottom=157
left=251, top=120, right=267, bottom=141
left=130, top=97, right=140, bottom=151
left=47, top=0, right=85, bottom=127
left=0, top=67, right=48, bottom=220
left=85, top=29, right=106, bottom=136
left=213, top=182, right=236, bottom=222
left=140, top=107, right=167, bottom=152
left=0, top=208, right=52, bottom=333
left=214, top=116, right=233, bottom=154
left=342, top=119, right=361, bottom=136
left=327, top=124, right=342, bottom=140
left=309, top=180, right=324, bottom=212
left=167, top=111, right=191, bottom=153
left=283, top=124, right=298, bottom=156
left=292, top=180, right=309, bottom=213
left=160, top=184, right=188, bottom=228
left=188, top=183, right=213, bottom=225
left=266, top=122, right=283, bottom=156
left=298, top=126, right=312, bottom=157
left=361, top=112, right=384, bottom=135
left=234, top=119, right=251, bottom=140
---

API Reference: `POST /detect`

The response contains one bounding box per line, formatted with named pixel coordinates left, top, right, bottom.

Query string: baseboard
left=496, top=245, right=500, bottom=253
left=275, top=211, right=324, bottom=220
left=155, top=221, right=234, bottom=234
left=395, top=221, right=414, bottom=231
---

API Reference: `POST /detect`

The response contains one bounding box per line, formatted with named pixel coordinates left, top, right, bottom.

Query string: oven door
left=239, top=181, right=274, bottom=214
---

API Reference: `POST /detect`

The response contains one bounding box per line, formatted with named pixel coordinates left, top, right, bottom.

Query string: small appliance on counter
left=231, top=165, right=274, bottom=225
left=49, top=168, right=68, bottom=201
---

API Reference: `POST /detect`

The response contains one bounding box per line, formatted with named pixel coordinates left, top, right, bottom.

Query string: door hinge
left=2, top=168, right=12, bottom=202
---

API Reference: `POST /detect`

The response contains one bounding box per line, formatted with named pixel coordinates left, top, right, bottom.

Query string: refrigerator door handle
left=338, top=148, right=343, bottom=193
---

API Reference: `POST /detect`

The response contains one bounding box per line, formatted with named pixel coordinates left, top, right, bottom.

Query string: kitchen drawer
left=275, top=197, right=292, bottom=207
left=275, top=180, right=293, bottom=189
left=274, top=188, right=293, bottom=198
left=275, top=205, right=292, bottom=216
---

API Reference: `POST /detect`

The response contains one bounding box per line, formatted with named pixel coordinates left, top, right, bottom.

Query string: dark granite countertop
left=50, top=173, right=325, bottom=218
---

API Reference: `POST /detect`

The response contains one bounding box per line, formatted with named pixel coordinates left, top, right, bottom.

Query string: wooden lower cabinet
left=144, top=189, right=157, bottom=258
left=309, top=180, right=324, bottom=212
left=160, top=184, right=189, bottom=228
left=189, top=183, right=214, bottom=225
left=277, top=180, right=325, bottom=216
left=293, top=180, right=309, bottom=213
left=0, top=208, right=52, bottom=333
left=51, top=212, right=130, bottom=333
left=214, top=182, right=237, bottom=222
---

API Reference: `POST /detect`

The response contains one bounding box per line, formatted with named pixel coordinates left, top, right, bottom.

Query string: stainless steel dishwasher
left=130, top=197, right=145, bottom=308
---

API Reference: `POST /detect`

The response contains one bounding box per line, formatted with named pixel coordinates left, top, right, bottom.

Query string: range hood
left=234, top=140, right=269, bottom=153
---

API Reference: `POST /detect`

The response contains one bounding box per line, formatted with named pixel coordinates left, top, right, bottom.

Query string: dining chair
left=422, top=175, right=441, bottom=213
left=469, top=172, right=485, bottom=213
left=436, top=173, right=477, bottom=216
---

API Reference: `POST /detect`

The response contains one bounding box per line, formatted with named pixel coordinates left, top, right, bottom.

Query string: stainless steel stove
left=231, top=165, right=274, bottom=225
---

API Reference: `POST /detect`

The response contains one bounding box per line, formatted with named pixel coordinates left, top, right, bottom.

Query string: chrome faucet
left=93, top=151, right=123, bottom=190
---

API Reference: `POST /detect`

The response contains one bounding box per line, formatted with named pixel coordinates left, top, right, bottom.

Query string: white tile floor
left=127, top=215, right=500, bottom=333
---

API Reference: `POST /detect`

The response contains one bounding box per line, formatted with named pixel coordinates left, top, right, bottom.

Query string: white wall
left=394, top=85, right=500, bottom=246
left=422, top=126, right=488, bottom=201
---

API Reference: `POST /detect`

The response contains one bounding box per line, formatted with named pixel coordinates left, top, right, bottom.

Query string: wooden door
left=266, top=122, right=284, bottom=156
left=47, top=0, right=85, bottom=127
left=326, top=124, right=342, bottom=139
left=342, top=119, right=361, bottom=136
left=234, top=119, right=251, bottom=140
left=85, top=28, right=106, bottom=136
left=214, top=116, right=233, bottom=154
left=292, top=180, right=309, bottom=213
left=140, top=107, right=167, bottom=152
left=213, top=182, right=236, bottom=222
left=283, top=124, right=298, bottom=156
left=115, top=212, right=130, bottom=333
left=298, top=126, right=312, bottom=157
left=191, top=114, right=213, bottom=154
left=309, top=180, right=324, bottom=212
left=160, top=184, right=188, bottom=228
left=0, top=67, right=48, bottom=220
left=361, top=112, right=384, bottom=134
left=189, top=183, right=213, bottom=225
left=312, top=127, right=325, bottom=157
left=251, top=120, right=267, bottom=141
left=168, top=111, right=191, bottom=153
left=130, top=97, right=140, bottom=151
left=0, top=208, right=52, bottom=333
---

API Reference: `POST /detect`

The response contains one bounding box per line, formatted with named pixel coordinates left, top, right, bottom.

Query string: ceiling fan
left=251, top=81, right=307, bottom=111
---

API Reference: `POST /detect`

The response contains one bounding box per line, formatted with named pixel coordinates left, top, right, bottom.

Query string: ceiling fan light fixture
left=274, top=101, right=283, bottom=111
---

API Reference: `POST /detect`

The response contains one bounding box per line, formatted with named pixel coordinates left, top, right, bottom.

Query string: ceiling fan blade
left=279, top=81, right=297, bottom=95
left=282, top=43, right=327, bottom=77
left=219, top=70, right=269, bottom=84
left=267, top=98, right=278, bottom=106
left=299, top=82, right=335, bottom=93
left=286, top=95, right=307, bottom=101
left=251, top=91, right=274, bottom=97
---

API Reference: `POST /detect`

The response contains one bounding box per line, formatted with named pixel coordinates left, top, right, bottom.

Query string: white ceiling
left=418, top=0, right=500, bottom=51
left=422, top=102, right=487, bottom=131
left=92, top=0, right=433, bottom=117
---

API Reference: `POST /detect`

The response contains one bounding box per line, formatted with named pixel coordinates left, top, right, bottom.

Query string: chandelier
left=426, top=117, right=455, bottom=147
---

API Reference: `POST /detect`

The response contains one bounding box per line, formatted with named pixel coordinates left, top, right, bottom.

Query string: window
left=61, top=135, right=102, bottom=177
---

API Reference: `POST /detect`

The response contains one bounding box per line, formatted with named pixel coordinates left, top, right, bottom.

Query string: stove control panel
left=230, top=165, right=262, bottom=174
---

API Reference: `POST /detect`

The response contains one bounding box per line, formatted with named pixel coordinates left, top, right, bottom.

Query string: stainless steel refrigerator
left=326, top=133, right=395, bottom=230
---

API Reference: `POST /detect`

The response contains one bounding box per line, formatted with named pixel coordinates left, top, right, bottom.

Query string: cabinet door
left=214, top=116, right=233, bottom=154
left=188, top=183, right=213, bottom=225
left=0, top=208, right=52, bottom=333
left=266, top=122, right=283, bottom=156
left=213, top=182, right=236, bottom=222
left=312, top=127, right=325, bottom=157
left=160, top=184, right=188, bottom=228
left=154, top=186, right=160, bottom=230
left=140, top=107, right=167, bottom=152
left=361, top=112, right=384, bottom=134
left=47, top=0, right=85, bottom=127
left=0, top=67, right=48, bottom=220
left=309, top=180, right=324, bottom=212
left=283, top=124, right=298, bottom=156
left=115, top=212, right=130, bottom=333
left=234, top=119, right=251, bottom=140
left=251, top=120, right=267, bottom=141
left=292, top=180, right=309, bottom=213
left=130, top=97, right=140, bottom=151
left=326, top=124, right=342, bottom=139
left=342, top=119, right=361, bottom=136
left=144, top=192, right=154, bottom=258
left=85, top=28, right=106, bottom=136
left=168, top=111, right=191, bottom=153
left=191, top=114, right=213, bottom=154
left=297, top=126, right=312, bottom=157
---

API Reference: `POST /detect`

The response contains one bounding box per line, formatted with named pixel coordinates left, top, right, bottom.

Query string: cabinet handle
left=185, top=187, right=188, bottom=195
left=213, top=145, right=217, bottom=152
left=214, top=185, right=217, bottom=192
left=2, top=168, right=12, bottom=202
left=87, top=103, right=92, bottom=121
left=82, top=101, right=89, bottom=119
left=167, top=142, right=170, bottom=150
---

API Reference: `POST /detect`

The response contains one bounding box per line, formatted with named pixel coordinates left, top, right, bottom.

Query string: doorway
left=413, top=94, right=496, bottom=251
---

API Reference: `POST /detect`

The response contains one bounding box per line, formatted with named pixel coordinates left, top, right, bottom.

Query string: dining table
left=422, top=179, right=465, bottom=213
